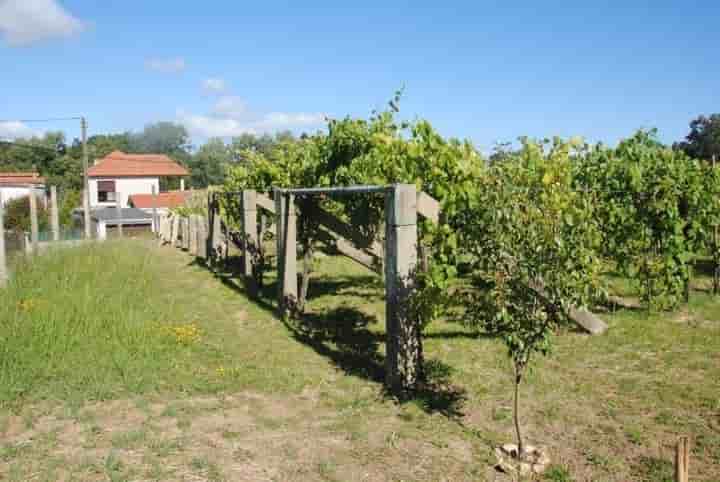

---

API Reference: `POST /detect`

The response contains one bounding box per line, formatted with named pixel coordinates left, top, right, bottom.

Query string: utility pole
left=81, top=117, right=91, bottom=239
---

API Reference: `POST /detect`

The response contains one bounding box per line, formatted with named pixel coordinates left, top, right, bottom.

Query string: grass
left=0, top=238, right=718, bottom=480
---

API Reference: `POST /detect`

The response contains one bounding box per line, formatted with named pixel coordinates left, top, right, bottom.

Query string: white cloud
left=202, top=78, right=227, bottom=94
left=145, top=57, right=186, bottom=73
left=178, top=106, right=326, bottom=139
left=0, top=0, right=85, bottom=46
left=178, top=112, right=257, bottom=138
left=0, top=121, right=38, bottom=140
left=211, top=96, right=249, bottom=119
left=256, top=112, right=326, bottom=130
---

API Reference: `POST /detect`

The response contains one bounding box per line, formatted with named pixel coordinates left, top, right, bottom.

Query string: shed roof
left=88, top=151, right=189, bottom=177
left=0, top=172, right=46, bottom=186
left=129, top=190, right=190, bottom=209
left=92, top=207, right=152, bottom=225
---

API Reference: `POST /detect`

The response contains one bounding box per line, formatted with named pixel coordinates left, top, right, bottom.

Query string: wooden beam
left=530, top=280, right=608, bottom=335
left=316, top=227, right=382, bottom=274
left=312, top=206, right=381, bottom=255
left=256, top=193, right=275, bottom=213
left=417, top=191, right=440, bottom=223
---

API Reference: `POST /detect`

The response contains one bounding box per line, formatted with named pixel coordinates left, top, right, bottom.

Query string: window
left=98, top=180, right=116, bottom=203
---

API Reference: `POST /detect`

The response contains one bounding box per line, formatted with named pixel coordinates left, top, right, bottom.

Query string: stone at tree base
left=495, top=443, right=550, bottom=476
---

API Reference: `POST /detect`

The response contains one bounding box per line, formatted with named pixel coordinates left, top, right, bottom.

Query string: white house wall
left=89, top=177, right=159, bottom=208
left=0, top=187, right=44, bottom=207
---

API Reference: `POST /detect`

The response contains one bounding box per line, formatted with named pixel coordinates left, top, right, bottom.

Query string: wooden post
left=50, top=186, right=60, bottom=242
left=29, top=190, right=39, bottom=254
left=0, top=192, right=7, bottom=288
left=384, top=184, right=420, bottom=392
left=675, top=437, right=689, bottom=482
left=275, top=189, right=297, bottom=317
left=242, top=190, right=258, bottom=295
left=115, top=192, right=123, bottom=238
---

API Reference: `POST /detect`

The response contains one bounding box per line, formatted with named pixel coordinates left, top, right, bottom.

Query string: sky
left=1, top=0, right=718, bottom=152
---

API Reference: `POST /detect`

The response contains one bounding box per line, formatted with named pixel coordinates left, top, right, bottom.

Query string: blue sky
left=1, top=0, right=718, bottom=152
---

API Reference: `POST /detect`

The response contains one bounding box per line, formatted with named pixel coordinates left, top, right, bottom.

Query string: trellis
left=161, top=183, right=606, bottom=391
left=231, top=184, right=436, bottom=391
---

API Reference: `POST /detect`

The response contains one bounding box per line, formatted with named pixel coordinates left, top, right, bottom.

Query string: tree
left=187, top=138, right=231, bottom=188
left=675, top=114, right=720, bottom=162
left=128, top=122, right=191, bottom=161
left=464, top=138, right=602, bottom=456
left=86, top=133, right=131, bottom=158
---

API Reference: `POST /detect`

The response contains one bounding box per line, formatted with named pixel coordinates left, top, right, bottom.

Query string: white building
left=87, top=151, right=188, bottom=209
left=0, top=172, right=46, bottom=207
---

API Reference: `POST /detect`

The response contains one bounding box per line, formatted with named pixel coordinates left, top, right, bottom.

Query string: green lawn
left=0, top=239, right=718, bottom=481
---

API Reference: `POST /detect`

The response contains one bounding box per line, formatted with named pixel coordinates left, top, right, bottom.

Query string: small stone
left=501, top=443, right=518, bottom=456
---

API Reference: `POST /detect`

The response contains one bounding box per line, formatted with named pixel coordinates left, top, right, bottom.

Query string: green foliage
left=170, top=190, right=208, bottom=217
left=2, top=195, right=50, bottom=233
left=576, top=130, right=707, bottom=309
left=59, top=189, right=82, bottom=229
left=223, top=94, right=484, bottom=331
left=675, top=113, right=720, bottom=162
left=186, top=138, right=230, bottom=188
left=464, top=137, right=603, bottom=369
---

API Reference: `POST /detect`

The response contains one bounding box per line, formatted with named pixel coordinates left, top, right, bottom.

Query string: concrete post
left=192, top=215, right=200, bottom=256
left=29, top=190, right=39, bottom=254
left=384, top=184, right=419, bottom=392
left=50, top=186, right=60, bottom=242
left=212, top=203, right=223, bottom=261
left=172, top=215, right=180, bottom=247
left=198, top=216, right=208, bottom=260
left=152, top=185, right=159, bottom=241
left=242, top=190, right=258, bottom=295
left=82, top=188, right=91, bottom=239
left=180, top=178, right=185, bottom=192
left=0, top=192, right=7, bottom=288
left=183, top=217, right=190, bottom=251
left=275, top=189, right=297, bottom=317
left=115, top=193, right=123, bottom=238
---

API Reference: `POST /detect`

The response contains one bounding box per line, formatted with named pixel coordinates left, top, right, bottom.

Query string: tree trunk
left=514, top=363, right=524, bottom=457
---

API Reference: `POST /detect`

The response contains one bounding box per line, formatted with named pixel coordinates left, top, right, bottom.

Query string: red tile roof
left=87, top=151, right=189, bottom=177
left=0, top=172, right=46, bottom=186
left=129, top=191, right=191, bottom=209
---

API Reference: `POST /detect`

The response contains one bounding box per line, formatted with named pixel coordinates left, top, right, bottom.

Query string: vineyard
left=177, top=96, right=720, bottom=476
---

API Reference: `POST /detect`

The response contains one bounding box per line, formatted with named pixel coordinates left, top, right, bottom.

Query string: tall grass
left=0, top=241, right=188, bottom=407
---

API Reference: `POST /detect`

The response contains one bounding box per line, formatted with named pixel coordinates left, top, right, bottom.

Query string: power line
left=0, top=117, right=82, bottom=123
left=0, top=140, right=63, bottom=154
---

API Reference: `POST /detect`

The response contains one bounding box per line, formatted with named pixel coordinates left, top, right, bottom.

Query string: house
left=128, top=190, right=191, bottom=216
left=87, top=151, right=189, bottom=209
left=0, top=172, right=46, bottom=207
